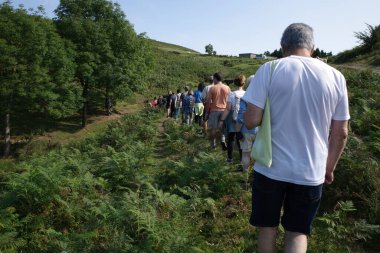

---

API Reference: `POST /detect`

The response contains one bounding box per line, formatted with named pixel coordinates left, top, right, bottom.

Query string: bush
left=311, top=201, right=380, bottom=252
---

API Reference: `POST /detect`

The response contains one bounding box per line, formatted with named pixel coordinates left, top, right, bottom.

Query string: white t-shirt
left=202, top=84, right=214, bottom=102
left=243, top=56, right=350, bottom=186
left=228, top=90, right=245, bottom=110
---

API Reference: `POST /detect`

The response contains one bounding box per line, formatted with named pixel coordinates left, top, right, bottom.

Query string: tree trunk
left=81, top=81, right=88, bottom=128
left=105, top=86, right=110, bottom=115
left=4, top=111, right=11, bottom=157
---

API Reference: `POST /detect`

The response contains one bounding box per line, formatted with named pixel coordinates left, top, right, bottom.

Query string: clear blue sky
left=6, top=0, right=380, bottom=55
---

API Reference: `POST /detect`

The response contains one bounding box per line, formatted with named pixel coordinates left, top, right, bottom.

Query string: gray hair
left=280, top=23, right=314, bottom=51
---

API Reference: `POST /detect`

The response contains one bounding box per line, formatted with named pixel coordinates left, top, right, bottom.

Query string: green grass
left=145, top=47, right=268, bottom=98
left=1, top=37, right=380, bottom=252
left=149, top=39, right=200, bottom=55
left=1, top=103, right=379, bottom=252
left=12, top=97, right=145, bottom=159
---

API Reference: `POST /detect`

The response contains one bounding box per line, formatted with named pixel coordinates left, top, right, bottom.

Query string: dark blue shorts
left=250, top=171, right=323, bottom=235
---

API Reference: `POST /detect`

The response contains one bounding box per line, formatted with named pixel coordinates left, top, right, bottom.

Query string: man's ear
left=281, top=47, right=288, bottom=57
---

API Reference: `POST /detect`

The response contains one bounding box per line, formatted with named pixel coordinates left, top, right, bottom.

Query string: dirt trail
left=153, top=116, right=171, bottom=160
left=30, top=102, right=144, bottom=146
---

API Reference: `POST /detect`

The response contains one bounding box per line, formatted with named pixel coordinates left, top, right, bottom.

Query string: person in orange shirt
left=207, top=72, right=231, bottom=149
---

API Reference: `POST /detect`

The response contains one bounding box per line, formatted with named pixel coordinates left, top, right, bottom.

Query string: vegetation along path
left=13, top=99, right=144, bottom=158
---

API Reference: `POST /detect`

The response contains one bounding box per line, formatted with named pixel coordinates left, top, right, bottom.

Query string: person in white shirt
left=243, top=23, right=349, bottom=253
left=219, top=75, right=246, bottom=165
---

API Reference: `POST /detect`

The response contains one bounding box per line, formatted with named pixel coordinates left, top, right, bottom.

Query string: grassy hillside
left=1, top=37, right=380, bottom=252
left=332, top=47, right=380, bottom=68
left=147, top=40, right=268, bottom=96
left=1, top=102, right=379, bottom=252
left=149, top=39, right=200, bottom=55
left=145, top=40, right=380, bottom=250
left=332, top=24, right=380, bottom=68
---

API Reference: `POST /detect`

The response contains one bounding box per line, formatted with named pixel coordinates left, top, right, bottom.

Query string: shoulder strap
left=267, top=60, right=279, bottom=97
left=269, top=60, right=278, bottom=86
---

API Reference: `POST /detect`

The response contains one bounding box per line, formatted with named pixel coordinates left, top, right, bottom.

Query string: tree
left=205, top=44, right=213, bottom=55
left=312, top=48, right=333, bottom=58
left=55, top=0, right=153, bottom=124
left=269, top=48, right=283, bottom=58
left=0, top=2, right=79, bottom=156
left=354, top=23, right=380, bottom=53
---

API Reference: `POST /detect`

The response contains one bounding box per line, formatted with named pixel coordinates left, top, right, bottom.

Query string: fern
left=311, top=201, right=380, bottom=252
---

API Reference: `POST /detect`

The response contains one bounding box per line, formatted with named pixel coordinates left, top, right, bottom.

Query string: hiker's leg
left=236, top=133, right=242, bottom=161
left=227, top=132, right=235, bottom=160
left=240, top=133, right=254, bottom=171
left=242, top=152, right=251, bottom=171
left=284, top=231, right=307, bottom=253
left=258, top=227, right=277, bottom=253
left=203, top=120, right=208, bottom=135
left=209, top=128, right=217, bottom=147
left=282, top=183, right=323, bottom=253
left=208, top=112, right=219, bottom=147
left=250, top=171, right=287, bottom=252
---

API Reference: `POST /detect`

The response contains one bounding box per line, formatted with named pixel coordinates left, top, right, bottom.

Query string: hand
left=218, top=121, right=224, bottom=129
left=236, top=123, right=242, bottom=132
left=325, top=170, right=334, bottom=184
left=236, top=132, right=244, bottom=141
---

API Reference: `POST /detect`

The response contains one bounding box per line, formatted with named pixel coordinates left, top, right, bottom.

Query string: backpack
left=232, top=94, right=241, bottom=121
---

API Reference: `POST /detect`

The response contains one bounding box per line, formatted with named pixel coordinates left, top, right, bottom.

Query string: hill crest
left=149, top=39, right=199, bottom=55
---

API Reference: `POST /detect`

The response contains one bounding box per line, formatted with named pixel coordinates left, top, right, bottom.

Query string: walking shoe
left=226, top=158, right=233, bottom=164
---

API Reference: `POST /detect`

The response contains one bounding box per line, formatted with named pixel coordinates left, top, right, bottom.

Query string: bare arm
left=244, top=103, right=264, bottom=129
left=205, top=91, right=212, bottom=114
left=325, top=120, right=348, bottom=184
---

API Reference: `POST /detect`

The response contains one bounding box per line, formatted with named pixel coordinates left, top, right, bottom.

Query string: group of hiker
left=150, top=72, right=257, bottom=172
left=148, top=23, right=350, bottom=253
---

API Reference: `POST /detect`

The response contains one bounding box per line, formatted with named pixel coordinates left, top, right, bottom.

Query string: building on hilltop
left=239, top=53, right=256, bottom=59
left=255, top=54, right=267, bottom=59
left=239, top=53, right=267, bottom=59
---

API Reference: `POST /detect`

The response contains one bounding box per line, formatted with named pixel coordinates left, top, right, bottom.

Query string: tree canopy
left=0, top=0, right=153, bottom=156
left=0, top=2, right=80, bottom=156
left=54, top=0, right=152, bottom=127
left=354, top=23, right=380, bottom=52
left=205, top=44, right=214, bottom=55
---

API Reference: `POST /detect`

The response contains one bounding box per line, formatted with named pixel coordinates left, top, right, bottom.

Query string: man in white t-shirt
left=243, top=23, right=349, bottom=253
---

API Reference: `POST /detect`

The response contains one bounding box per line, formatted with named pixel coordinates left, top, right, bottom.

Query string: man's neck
left=283, top=48, right=312, bottom=57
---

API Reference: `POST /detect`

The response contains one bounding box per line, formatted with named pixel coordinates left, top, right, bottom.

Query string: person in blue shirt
left=183, top=90, right=195, bottom=125
left=193, top=82, right=205, bottom=127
